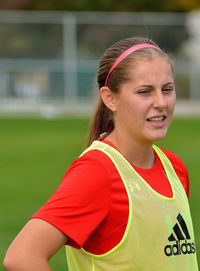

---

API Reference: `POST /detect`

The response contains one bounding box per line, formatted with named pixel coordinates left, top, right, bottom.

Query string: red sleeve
left=162, top=149, right=190, bottom=197
left=32, top=151, right=111, bottom=248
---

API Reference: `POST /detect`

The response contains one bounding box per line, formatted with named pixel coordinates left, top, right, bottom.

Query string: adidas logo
left=164, top=213, right=196, bottom=257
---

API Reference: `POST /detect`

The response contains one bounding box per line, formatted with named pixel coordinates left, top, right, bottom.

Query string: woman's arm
left=3, top=219, right=68, bottom=271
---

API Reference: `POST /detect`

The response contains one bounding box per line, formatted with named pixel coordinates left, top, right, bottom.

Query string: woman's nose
left=153, top=91, right=167, bottom=109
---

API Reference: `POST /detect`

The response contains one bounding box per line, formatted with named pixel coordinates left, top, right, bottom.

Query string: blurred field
left=1, top=116, right=200, bottom=270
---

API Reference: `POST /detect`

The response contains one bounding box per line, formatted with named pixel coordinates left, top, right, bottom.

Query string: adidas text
left=164, top=240, right=196, bottom=256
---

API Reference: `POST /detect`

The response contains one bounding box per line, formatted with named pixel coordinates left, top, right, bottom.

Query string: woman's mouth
left=147, top=115, right=166, bottom=122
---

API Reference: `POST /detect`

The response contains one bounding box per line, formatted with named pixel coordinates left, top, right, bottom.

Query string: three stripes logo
left=164, top=213, right=196, bottom=257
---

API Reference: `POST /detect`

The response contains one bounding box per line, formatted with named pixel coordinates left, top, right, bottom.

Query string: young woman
left=3, top=36, right=199, bottom=270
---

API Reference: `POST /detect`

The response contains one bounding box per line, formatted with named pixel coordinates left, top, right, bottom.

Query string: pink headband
left=104, top=43, right=161, bottom=86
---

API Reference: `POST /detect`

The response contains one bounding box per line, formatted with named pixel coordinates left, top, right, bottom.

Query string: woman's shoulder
left=69, top=147, right=117, bottom=174
left=60, top=148, right=117, bottom=194
left=160, top=148, right=190, bottom=196
left=160, top=148, right=187, bottom=170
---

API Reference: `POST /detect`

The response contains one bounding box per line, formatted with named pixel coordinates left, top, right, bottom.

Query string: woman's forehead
left=123, top=57, right=174, bottom=85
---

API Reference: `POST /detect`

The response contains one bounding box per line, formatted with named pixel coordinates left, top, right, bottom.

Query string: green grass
left=1, top=116, right=200, bottom=270
left=1, top=116, right=89, bottom=270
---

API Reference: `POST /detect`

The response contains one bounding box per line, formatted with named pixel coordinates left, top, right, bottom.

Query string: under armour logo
left=127, top=183, right=141, bottom=192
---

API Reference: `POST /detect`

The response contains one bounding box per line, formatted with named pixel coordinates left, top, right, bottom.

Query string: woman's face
left=112, top=55, right=176, bottom=145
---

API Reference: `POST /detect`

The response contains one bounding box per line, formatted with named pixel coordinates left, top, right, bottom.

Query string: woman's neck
left=105, top=131, right=155, bottom=169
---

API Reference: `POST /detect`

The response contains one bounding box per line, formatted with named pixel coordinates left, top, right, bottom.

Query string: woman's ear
left=100, top=87, right=117, bottom=112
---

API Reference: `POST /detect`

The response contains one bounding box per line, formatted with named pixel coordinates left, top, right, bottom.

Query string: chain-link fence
left=0, top=10, right=200, bottom=115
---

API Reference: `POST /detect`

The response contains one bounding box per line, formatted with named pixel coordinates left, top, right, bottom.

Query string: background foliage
left=0, top=0, right=200, bottom=12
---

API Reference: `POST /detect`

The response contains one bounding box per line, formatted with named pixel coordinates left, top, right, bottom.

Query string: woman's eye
left=138, top=89, right=151, bottom=95
left=163, top=87, right=174, bottom=94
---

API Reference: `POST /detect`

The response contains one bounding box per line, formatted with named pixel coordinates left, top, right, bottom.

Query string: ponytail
left=87, top=98, right=114, bottom=146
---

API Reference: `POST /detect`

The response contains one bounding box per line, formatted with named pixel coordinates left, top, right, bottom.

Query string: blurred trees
left=0, top=24, right=62, bottom=58
left=0, top=0, right=194, bottom=59
left=0, top=0, right=200, bottom=12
